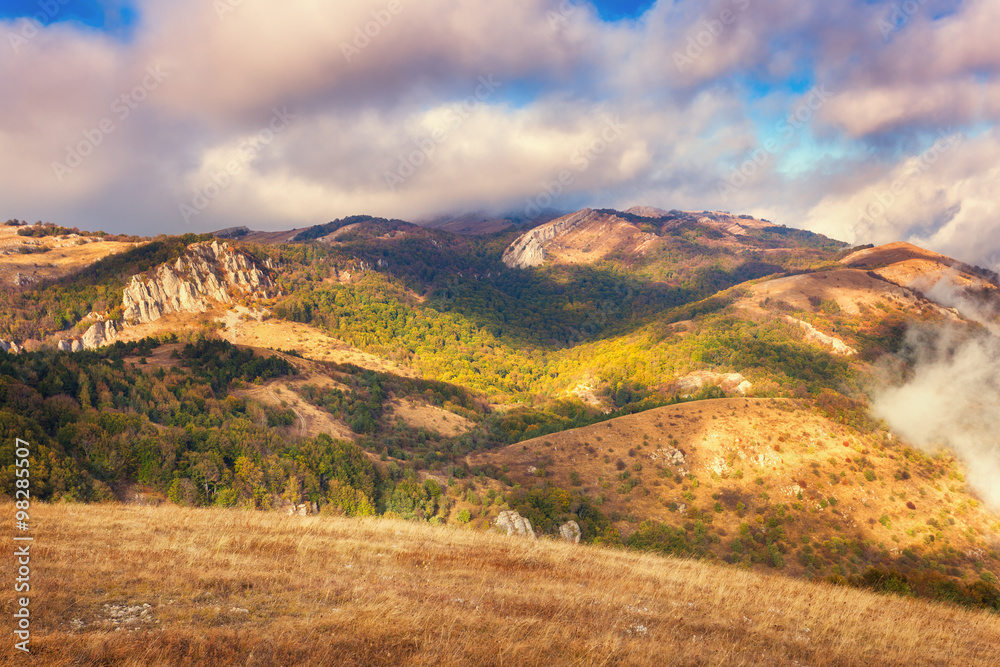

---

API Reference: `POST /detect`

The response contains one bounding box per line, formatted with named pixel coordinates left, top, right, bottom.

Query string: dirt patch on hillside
left=742, top=269, right=921, bottom=316
left=217, top=309, right=413, bottom=376
left=233, top=380, right=356, bottom=441
left=122, top=343, right=187, bottom=370
left=0, top=226, right=140, bottom=288
left=388, top=399, right=474, bottom=437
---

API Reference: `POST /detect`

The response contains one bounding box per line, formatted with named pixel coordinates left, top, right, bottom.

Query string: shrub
left=458, top=509, right=471, bottom=523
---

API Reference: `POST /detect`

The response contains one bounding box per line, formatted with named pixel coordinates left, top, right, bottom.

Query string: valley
left=1, top=210, right=998, bottom=664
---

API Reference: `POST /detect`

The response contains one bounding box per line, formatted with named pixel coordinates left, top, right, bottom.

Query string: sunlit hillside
left=8, top=502, right=1000, bottom=667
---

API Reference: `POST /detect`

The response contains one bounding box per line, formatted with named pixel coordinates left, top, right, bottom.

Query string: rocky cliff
left=51, top=241, right=276, bottom=351
left=122, top=241, right=275, bottom=325
left=501, top=209, right=598, bottom=268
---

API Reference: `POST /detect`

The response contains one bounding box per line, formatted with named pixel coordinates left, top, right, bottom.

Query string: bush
left=856, top=568, right=912, bottom=596
left=457, top=509, right=471, bottom=523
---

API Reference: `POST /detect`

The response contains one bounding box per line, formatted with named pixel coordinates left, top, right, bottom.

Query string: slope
left=12, top=501, right=1000, bottom=666
left=470, top=398, right=1000, bottom=591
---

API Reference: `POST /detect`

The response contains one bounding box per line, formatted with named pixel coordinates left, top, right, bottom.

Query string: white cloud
left=0, top=0, right=996, bottom=269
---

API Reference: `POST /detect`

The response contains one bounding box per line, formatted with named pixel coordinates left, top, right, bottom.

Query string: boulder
left=82, top=320, right=118, bottom=350
left=495, top=510, right=536, bottom=540
left=559, top=520, right=582, bottom=544
left=674, top=370, right=752, bottom=397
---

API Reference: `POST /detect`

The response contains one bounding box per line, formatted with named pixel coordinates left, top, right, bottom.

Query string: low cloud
left=872, top=285, right=1000, bottom=510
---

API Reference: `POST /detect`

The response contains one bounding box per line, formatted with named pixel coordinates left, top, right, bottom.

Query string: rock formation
left=559, top=520, right=581, bottom=544
left=673, top=371, right=752, bottom=397
left=13, top=272, right=36, bottom=287
left=52, top=241, right=275, bottom=352
left=787, top=317, right=857, bottom=356
left=502, top=209, right=596, bottom=268
left=495, top=510, right=537, bottom=540
left=81, top=320, right=119, bottom=350
left=122, top=241, right=275, bottom=326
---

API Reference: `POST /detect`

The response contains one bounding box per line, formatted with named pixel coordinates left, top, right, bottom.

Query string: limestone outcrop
left=122, top=241, right=275, bottom=325
left=50, top=241, right=274, bottom=352
left=81, top=320, right=119, bottom=350
left=787, top=317, right=857, bottom=356
left=495, top=510, right=537, bottom=540
left=501, top=209, right=595, bottom=268
left=559, top=520, right=582, bottom=544
left=673, top=371, right=752, bottom=397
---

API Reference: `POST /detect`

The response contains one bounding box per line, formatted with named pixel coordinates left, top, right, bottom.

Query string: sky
left=1, top=0, right=998, bottom=271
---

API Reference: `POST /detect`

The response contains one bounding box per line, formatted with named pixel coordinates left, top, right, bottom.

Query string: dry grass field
left=0, top=226, right=140, bottom=289
left=3, top=502, right=999, bottom=666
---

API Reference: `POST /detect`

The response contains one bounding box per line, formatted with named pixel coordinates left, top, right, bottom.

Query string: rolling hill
left=1, top=209, right=999, bottom=651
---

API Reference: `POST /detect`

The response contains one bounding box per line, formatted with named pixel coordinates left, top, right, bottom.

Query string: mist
left=872, top=279, right=1000, bottom=511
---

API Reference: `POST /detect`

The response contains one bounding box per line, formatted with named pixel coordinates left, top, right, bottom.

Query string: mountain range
left=1, top=208, right=999, bottom=662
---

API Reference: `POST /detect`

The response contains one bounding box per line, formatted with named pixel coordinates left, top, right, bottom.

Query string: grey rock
left=559, top=520, right=582, bottom=544
left=495, top=510, right=537, bottom=540
left=121, top=241, right=273, bottom=326
left=501, top=209, right=596, bottom=268
left=82, top=320, right=118, bottom=350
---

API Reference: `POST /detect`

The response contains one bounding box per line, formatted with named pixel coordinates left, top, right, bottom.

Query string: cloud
left=0, top=0, right=996, bottom=268
left=873, top=325, right=1000, bottom=511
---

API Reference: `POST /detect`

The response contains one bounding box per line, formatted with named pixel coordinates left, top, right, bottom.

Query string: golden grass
left=0, top=227, right=139, bottom=288
left=4, top=502, right=999, bottom=666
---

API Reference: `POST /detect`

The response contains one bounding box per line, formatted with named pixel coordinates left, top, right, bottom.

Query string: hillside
left=471, top=398, right=1000, bottom=589
left=501, top=208, right=843, bottom=272
left=1, top=207, right=999, bottom=631
left=10, top=501, right=1000, bottom=666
